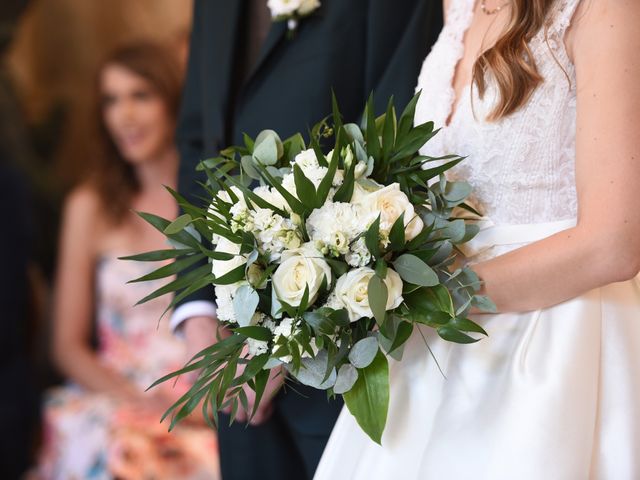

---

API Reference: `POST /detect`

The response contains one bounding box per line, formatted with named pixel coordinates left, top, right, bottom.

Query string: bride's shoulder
left=565, top=0, right=639, bottom=63
left=443, top=0, right=451, bottom=20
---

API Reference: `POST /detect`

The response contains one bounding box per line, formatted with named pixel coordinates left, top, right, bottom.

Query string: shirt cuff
left=169, top=300, right=217, bottom=335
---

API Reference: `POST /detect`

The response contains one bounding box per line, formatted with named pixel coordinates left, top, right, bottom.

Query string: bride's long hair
left=473, top=0, right=558, bottom=120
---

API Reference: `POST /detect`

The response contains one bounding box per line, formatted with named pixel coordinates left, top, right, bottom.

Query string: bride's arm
left=52, top=187, right=140, bottom=400
left=472, top=0, right=640, bottom=313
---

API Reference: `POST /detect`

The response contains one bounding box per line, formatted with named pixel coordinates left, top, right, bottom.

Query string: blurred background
left=1, top=1, right=195, bottom=477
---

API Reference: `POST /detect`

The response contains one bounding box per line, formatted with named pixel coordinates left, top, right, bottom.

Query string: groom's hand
left=223, top=365, right=285, bottom=426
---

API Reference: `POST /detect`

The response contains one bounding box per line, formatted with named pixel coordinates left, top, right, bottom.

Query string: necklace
left=480, top=1, right=510, bottom=15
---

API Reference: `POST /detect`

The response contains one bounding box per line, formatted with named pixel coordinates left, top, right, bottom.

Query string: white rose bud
left=247, top=263, right=267, bottom=289
left=334, top=267, right=404, bottom=322
left=272, top=243, right=332, bottom=307
left=355, top=183, right=424, bottom=241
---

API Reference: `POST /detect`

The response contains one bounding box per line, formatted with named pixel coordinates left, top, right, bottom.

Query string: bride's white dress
left=314, top=0, right=640, bottom=479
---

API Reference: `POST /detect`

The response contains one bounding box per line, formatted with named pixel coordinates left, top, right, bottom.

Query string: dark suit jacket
left=177, top=0, right=443, bottom=306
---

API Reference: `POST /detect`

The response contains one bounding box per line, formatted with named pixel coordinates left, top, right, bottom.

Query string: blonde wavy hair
left=473, top=0, right=559, bottom=120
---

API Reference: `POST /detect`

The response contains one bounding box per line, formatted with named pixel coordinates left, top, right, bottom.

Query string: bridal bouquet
left=125, top=93, right=495, bottom=443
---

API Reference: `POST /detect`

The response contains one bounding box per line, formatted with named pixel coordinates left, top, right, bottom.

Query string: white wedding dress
left=314, top=0, right=640, bottom=478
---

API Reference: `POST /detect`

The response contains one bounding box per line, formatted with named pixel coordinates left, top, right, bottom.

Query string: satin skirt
left=315, top=222, right=640, bottom=480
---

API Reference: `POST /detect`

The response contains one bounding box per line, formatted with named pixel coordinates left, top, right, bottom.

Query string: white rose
left=355, top=183, right=424, bottom=241
left=350, top=180, right=382, bottom=203
left=334, top=267, right=404, bottom=322
left=272, top=243, right=332, bottom=307
left=211, top=237, right=244, bottom=280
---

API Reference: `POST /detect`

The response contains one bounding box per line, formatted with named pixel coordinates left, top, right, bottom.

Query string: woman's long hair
left=473, top=0, right=558, bottom=121
left=90, top=41, right=182, bottom=224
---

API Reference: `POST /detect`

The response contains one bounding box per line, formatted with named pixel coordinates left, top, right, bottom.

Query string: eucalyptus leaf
left=348, top=337, right=379, bottom=369
left=334, top=364, right=359, bottom=394
left=290, top=350, right=337, bottom=389
left=241, top=155, right=261, bottom=180
left=253, top=134, right=278, bottom=166
left=232, top=285, right=260, bottom=327
left=472, top=295, right=498, bottom=313
left=393, top=254, right=439, bottom=287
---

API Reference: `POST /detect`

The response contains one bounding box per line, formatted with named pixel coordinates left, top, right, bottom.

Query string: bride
left=315, top=0, right=640, bottom=478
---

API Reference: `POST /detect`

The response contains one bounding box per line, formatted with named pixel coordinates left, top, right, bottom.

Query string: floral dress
left=38, top=254, right=220, bottom=480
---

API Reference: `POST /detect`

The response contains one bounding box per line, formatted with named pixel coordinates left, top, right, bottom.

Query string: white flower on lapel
left=267, top=0, right=321, bottom=32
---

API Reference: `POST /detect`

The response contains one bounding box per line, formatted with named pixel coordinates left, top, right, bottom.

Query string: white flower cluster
left=267, top=0, right=320, bottom=19
left=306, top=202, right=363, bottom=257
left=209, top=144, right=428, bottom=364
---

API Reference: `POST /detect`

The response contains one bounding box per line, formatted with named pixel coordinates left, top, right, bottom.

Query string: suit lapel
left=244, top=20, right=287, bottom=87
left=208, top=0, right=242, bottom=140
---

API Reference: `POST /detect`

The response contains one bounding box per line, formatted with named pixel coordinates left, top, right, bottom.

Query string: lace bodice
left=415, top=0, right=582, bottom=225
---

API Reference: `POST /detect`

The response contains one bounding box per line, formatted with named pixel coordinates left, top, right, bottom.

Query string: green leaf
left=256, top=163, right=306, bottom=215
left=234, top=326, right=272, bottom=341
left=389, top=122, right=437, bottom=162
left=315, top=132, right=340, bottom=204
left=332, top=155, right=356, bottom=203
left=213, top=263, right=246, bottom=285
left=451, top=317, right=488, bottom=336
left=436, top=326, right=481, bottom=344
left=343, top=351, right=389, bottom=445
left=128, top=254, right=201, bottom=283
left=325, top=258, right=349, bottom=277
left=249, top=369, right=270, bottom=419
left=403, top=286, right=456, bottom=327
left=389, top=321, right=413, bottom=352
left=137, top=211, right=200, bottom=249
left=397, top=91, right=421, bottom=141
left=368, top=274, right=388, bottom=324
left=364, top=94, right=381, bottom=162
left=348, top=337, right=379, bottom=369
left=164, top=214, right=192, bottom=235
left=135, top=263, right=211, bottom=305
left=392, top=254, right=439, bottom=287
left=388, top=213, right=406, bottom=251
left=293, top=164, right=318, bottom=208
left=381, top=97, right=397, bottom=161
left=119, top=248, right=193, bottom=262
left=303, top=311, right=335, bottom=336
left=233, top=285, right=260, bottom=327
left=331, top=91, right=343, bottom=133
left=365, top=215, right=381, bottom=259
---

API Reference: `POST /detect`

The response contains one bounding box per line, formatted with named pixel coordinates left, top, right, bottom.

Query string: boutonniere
left=267, top=0, right=321, bottom=36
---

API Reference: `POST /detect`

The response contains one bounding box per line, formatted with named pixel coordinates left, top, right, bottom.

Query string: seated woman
left=38, top=42, right=219, bottom=480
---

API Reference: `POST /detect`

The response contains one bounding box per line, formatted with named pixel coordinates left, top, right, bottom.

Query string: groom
left=172, top=1, right=443, bottom=479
